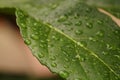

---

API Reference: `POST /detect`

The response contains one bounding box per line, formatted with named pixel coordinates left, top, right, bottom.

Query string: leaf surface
left=0, top=0, right=120, bottom=80
left=84, top=0, right=120, bottom=18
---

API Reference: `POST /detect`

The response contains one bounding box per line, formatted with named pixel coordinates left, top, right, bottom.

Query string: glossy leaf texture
left=84, top=0, right=120, bottom=18
left=0, top=0, right=120, bottom=80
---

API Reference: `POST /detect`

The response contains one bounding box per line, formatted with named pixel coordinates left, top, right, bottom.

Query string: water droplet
left=39, top=44, right=44, bottom=48
left=114, top=55, right=120, bottom=59
left=38, top=52, right=44, bottom=58
left=33, top=22, right=38, bottom=26
left=52, top=36, right=58, bottom=40
left=64, top=65, right=69, bottom=68
left=49, top=3, right=58, bottom=9
left=106, top=44, right=113, bottom=50
left=62, top=51, right=68, bottom=57
left=59, top=70, right=69, bottom=78
left=57, top=15, right=67, bottom=22
left=86, top=22, right=93, bottom=29
left=96, top=30, right=104, bottom=37
left=113, top=30, right=120, bottom=35
left=51, top=62, right=57, bottom=67
left=72, top=59, right=76, bottom=62
left=75, top=54, right=80, bottom=59
left=50, top=56, right=56, bottom=60
left=77, top=42, right=81, bottom=45
left=75, top=30, right=83, bottom=35
left=75, top=21, right=82, bottom=26
left=97, top=20, right=103, bottom=24
left=31, top=34, right=39, bottom=40
left=89, top=37, right=96, bottom=42
left=75, top=54, right=85, bottom=62
left=24, top=39, right=31, bottom=45
left=65, top=58, right=69, bottom=62
left=21, top=23, right=27, bottom=28
left=102, top=51, right=108, bottom=55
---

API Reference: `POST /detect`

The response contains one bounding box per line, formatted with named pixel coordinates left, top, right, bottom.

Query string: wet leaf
left=0, top=0, right=120, bottom=80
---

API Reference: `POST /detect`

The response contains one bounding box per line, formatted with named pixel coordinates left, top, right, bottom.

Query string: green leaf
left=84, top=0, right=120, bottom=18
left=103, top=7, right=120, bottom=19
left=0, top=0, right=28, bottom=8
left=85, top=0, right=120, bottom=7
left=0, top=0, right=120, bottom=80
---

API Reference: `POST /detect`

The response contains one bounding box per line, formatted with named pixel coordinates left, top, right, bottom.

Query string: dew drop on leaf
left=39, top=43, right=46, bottom=48
left=21, top=23, right=27, bottom=28
left=33, top=22, right=38, bottom=26
left=72, top=59, right=76, bottom=62
left=38, top=52, right=44, bottom=58
left=50, top=56, right=56, bottom=61
left=102, top=51, right=108, bottom=55
left=59, top=70, right=69, bottom=78
left=97, top=20, right=103, bottom=24
left=114, top=55, right=120, bottom=59
left=31, top=34, right=39, bottom=40
left=86, top=22, right=93, bottom=29
left=75, top=54, right=80, bottom=59
left=57, top=15, right=67, bottom=22
left=24, top=39, right=31, bottom=45
left=64, top=65, right=69, bottom=69
left=63, top=51, right=69, bottom=57
left=96, top=30, right=104, bottom=37
left=88, top=37, right=97, bottom=42
left=52, top=36, right=58, bottom=40
left=65, top=58, right=69, bottom=62
left=49, top=3, right=58, bottom=9
left=51, top=62, right=57, bottom=67
left=106, top=44, right=113, bottom=50
left=113, top=30, right=120, bottom=35
left=75, top=30, right=83, bottom=35
left=75, top=54, right=85, bottom=62
left=75, top=21, right=82, bottom=26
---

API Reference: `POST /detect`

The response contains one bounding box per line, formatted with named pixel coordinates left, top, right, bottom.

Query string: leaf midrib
left=45, top=22, right=119, bottom=78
